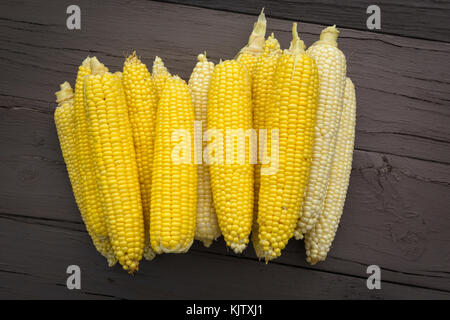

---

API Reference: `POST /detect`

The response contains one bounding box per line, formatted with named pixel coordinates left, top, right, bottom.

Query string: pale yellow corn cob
left=236, top=9, right=266, bottom=77
left=253, top=24, right=319, bottom=261
left=55, top=80, right=116, bottom=266
left=305, top=77, right=356, bottom=264
left=84, top=60, right=144, bottom=273
left=188, top=53, right=220, bottom=247
left=150, top=76, right=197, bottom=254
left=295, top=25, right=347, bottom=239
left=207, top=60, right=254, bottom=253
left=122, top=52, right=157, bottom=261
left=152, top=56, right=171, bottom=101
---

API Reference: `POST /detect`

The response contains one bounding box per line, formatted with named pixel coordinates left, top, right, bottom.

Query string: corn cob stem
left=236, top=8, right=266, bottom=77
left=318, top=25, right=339, bottom=46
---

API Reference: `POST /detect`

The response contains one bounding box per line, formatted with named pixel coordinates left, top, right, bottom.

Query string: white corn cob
left=304, top=77, right=356, bottom=264
left=295, top=25, right=347, bottom=239
left=188, top=53, right=220, bottom=247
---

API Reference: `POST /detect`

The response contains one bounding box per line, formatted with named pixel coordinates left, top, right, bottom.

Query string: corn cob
left=252, top=34, right=281, bottom=214
left=250, top=34, right=282, bottom=253
left=73, top=58, right=116, bottom=265
left=150, top=76, right=197, bottom=254
left=84, top=60, right=144, bottom=273
left=253, top=23, right=319, bottom=261
left=73, top=58, right=109, bottom=240
left=55, top=80, right=117, bottom=266
left=207, top=60, right=254, bottom=253
left=188, top=53, right=220, bottom=247
left=236, top=9, right=266, bottom=78
left=295, top=25, right=347, bottom=239
left=122, top=52, right=157, bottom=261
left=152, top=56, right=171, bottom=100
left=305, top=77, right=356, bottom=264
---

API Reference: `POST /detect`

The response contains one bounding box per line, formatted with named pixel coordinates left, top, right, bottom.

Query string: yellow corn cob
left=252, top=34, right=281, bottom=214
left=207, top=60, right=254, bottom=253
left=250, top=34, right=282, bottom=253
left=253, top=23, right=319, bottom=261
left=73, top=57, right=109, bottom=240
left=150, top=76, right=197, bottom=254
left=188, top=53, right=220, bottom=247
left=236, top=9, right=266, bottom=77
left=152, top=56, right=171, bottom=100
left=122, top=52, right=157, bottom=261
left=295, top=25, right=347, bottom=239
left=55, top=81, right=116, bottom=266
left=84, top=60, right=144, bottom=273
left=73, top=57, right=116, bottom=265
left=305, top=77, right=356, bottom=264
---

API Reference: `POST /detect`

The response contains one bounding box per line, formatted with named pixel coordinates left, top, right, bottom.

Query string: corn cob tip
left=170, top=74, right=183, bottom=82
left=154, top=56, right=163, bottom=65
left=239, top=8, right=266, bottom=55
left=200, top=239, right=213, bottom=248
left=143, top=247, right=156, bottom=261
left=288, top=22, right=305, bottom=53
left=126, top=51, right=140, bottom=64
left=230, top=242, right=248, bottom=254
left=293, top=230, right=304, bottom=240
left=306, top=257, right=319, bottom=265
left=81, top=56, right=91, bottom=67
left=106, top=257, right=118, bottom=267
left=90, top=56, right=108, bottom=75
left=152, top=56, right=169, bottom=75
left=264, top=33, right=281, bottom=54
left=253, top=7, right=266, bottom=37
left=319, top=25, right=340, bottom=47
left=198, top=53, right=207, bottom=62
left=55, top=81, right=74, bottom=104
left=59, top=81, right=72, bottom=92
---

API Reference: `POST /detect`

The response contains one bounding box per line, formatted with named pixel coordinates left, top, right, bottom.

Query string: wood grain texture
left=0, top=0, right=449, bottom=299
left=1, top=214, right=449, bottom=300
left=156, top=0, right=450, bottom=42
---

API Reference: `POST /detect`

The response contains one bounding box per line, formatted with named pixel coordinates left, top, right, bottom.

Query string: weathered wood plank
left=1, top=215, right=449, bottom=299
left=200, top=150, right=450, bottom=293
left=156, top=0, right=450, bottom=42
left=1, top=107, right=449, bottom=293
left=0, top=1, right=449, bottom=164
left=0, top=0, right=449, bottom=298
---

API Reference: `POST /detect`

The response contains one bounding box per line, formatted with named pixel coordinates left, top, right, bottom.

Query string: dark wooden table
left=1, top=0, right=449, bottom=299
